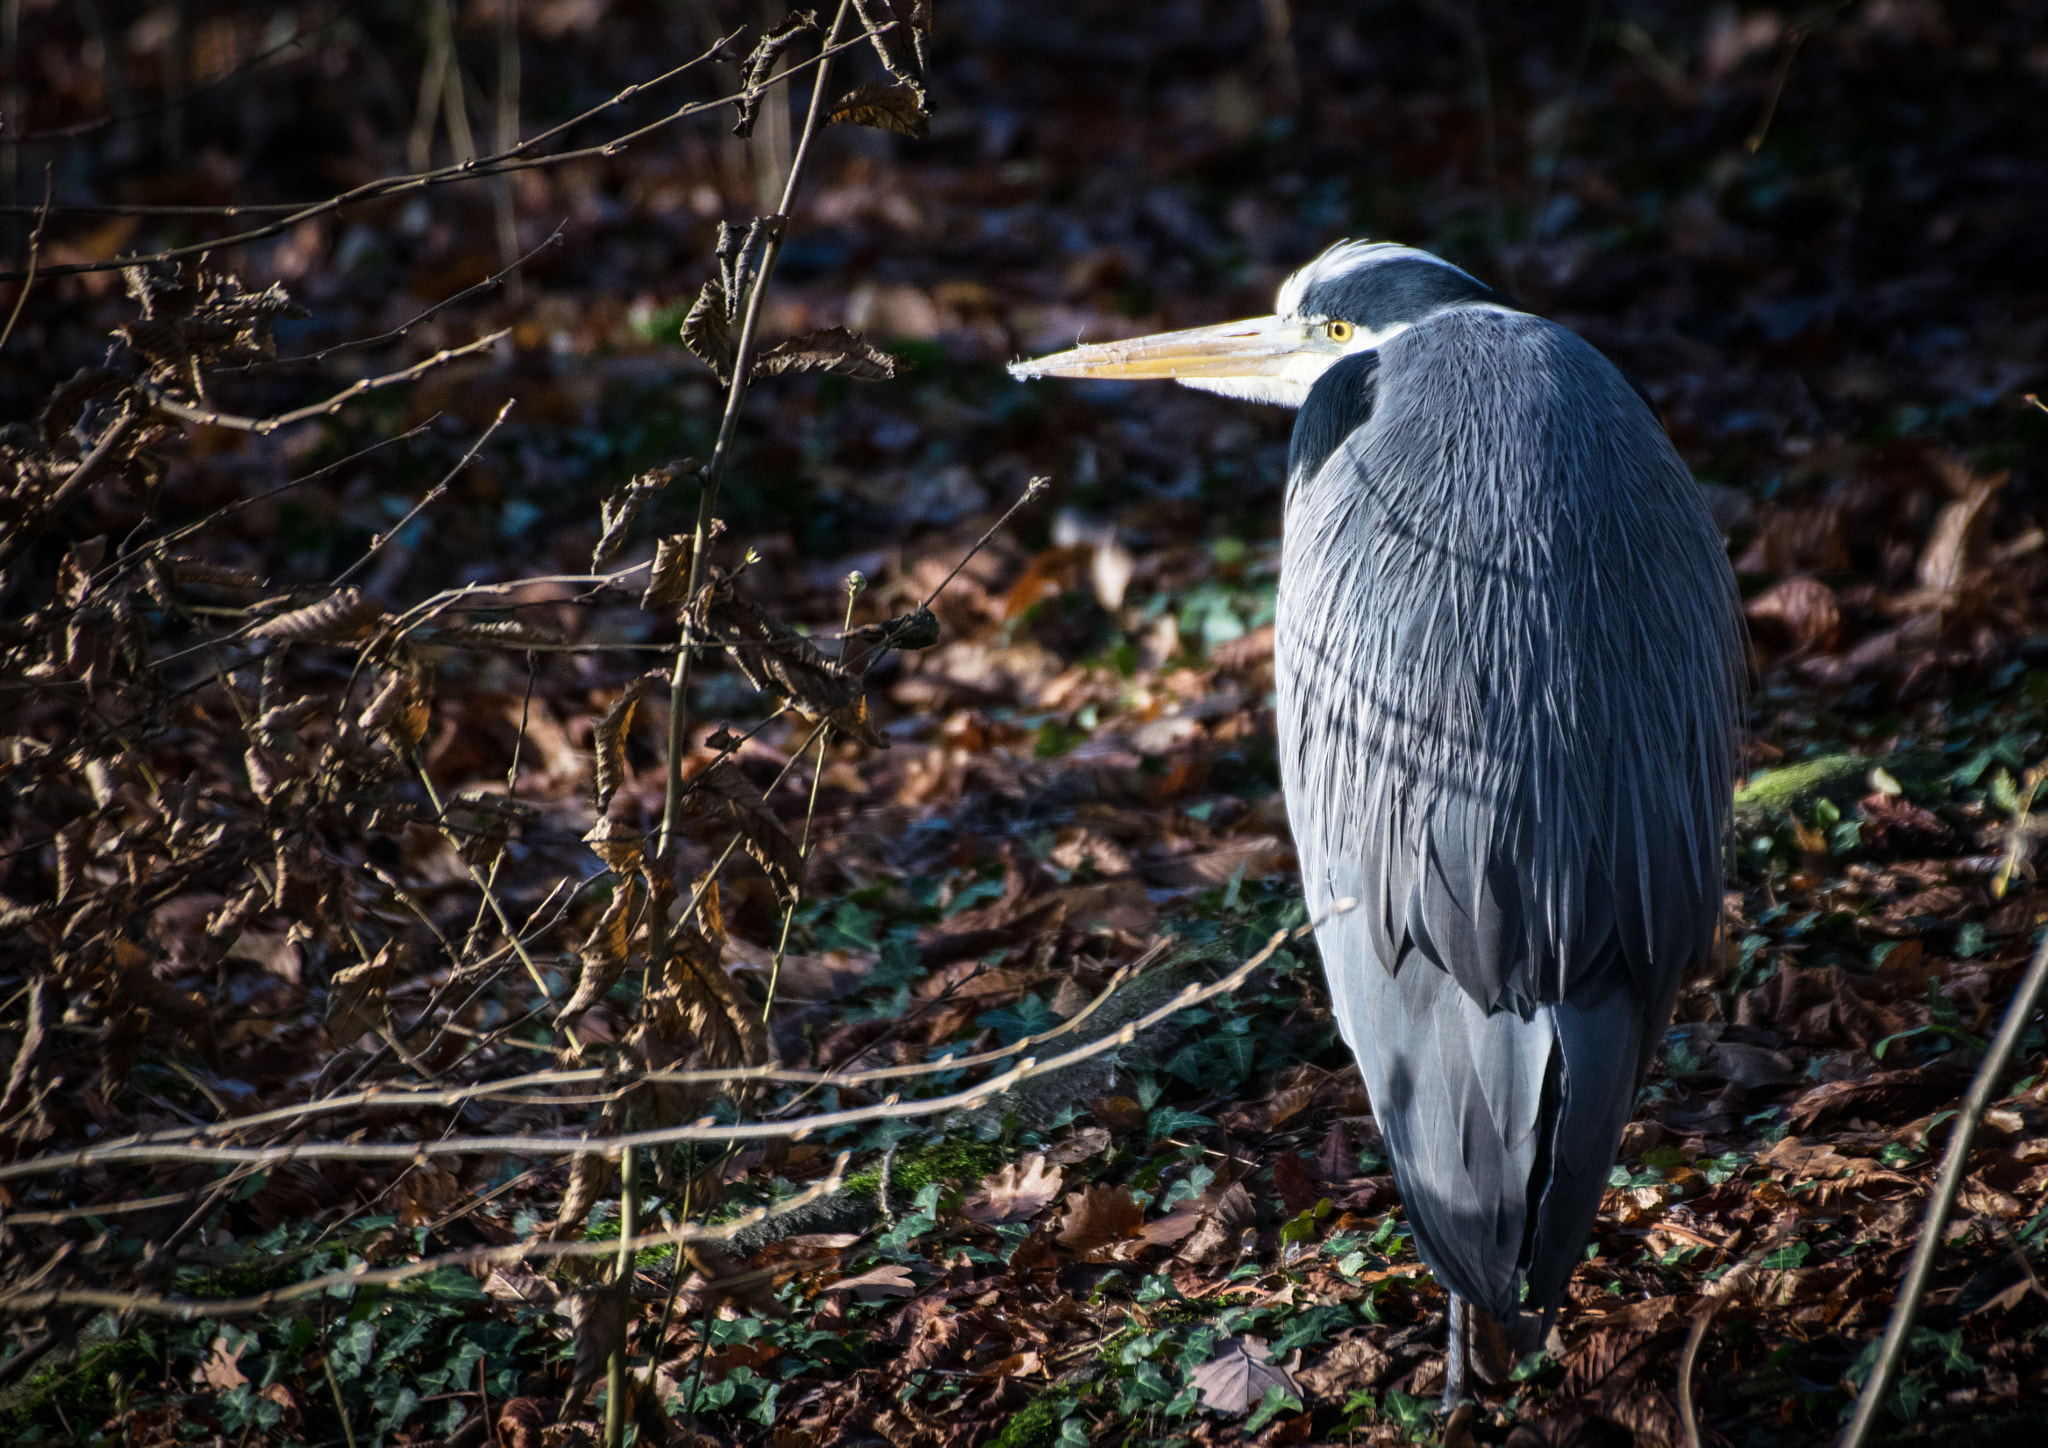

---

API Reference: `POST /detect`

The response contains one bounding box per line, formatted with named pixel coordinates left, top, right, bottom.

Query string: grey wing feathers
left=1277, top=307, right=1743, bottom=1315
left=1280, top=308, right=1741, bottom=1016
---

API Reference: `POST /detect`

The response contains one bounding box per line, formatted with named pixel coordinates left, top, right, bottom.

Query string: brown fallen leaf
left=823, top=1263, right=917, bottom=1301
left=495, top=1398, right=549, bottom=1448
left=1055, top=1183, right=1145, bottom=1260
left=194, top=1334, right=248, bottom=1392
left=1272, top=1152, right=1322, bottom=1216
left=1786, top=1061, right=1968, bottom=1132
left=1189, top=1335, right=1298, bottom=1415
left=1757, top=1135, right=1916, bottom=1200
left=1746, top=574, right=1841, bottom=655
left=1294, top=1331, right=1394, bottom=1399
left=962, top=1154, right=1064, bottom=1225
left=1049, top=1125, right=1113, bottom=1166
left=1176, top=1181, right=1256, bottom=1271
left=1314, top=1123, right=1354, bottom=1181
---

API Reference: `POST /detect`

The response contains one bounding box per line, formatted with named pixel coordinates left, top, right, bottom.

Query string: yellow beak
left=1007, top=314, right=1339, bottom=382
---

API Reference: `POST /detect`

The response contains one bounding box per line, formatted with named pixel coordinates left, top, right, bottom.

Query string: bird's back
left=1275, top=306, right=1743, bottom=1321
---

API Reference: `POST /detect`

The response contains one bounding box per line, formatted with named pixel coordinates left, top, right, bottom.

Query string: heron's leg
left=1442, top=1294, right=1469, bottom=1412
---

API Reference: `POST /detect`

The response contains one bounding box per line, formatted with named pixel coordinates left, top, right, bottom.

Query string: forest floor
left=3, top=3, right=2048, bottom=1447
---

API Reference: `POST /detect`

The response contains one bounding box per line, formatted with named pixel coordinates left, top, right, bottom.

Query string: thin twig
left=0, top=163, right=49, bottom=353
left=1839, top=927, right=2048, bottom=1448
left=220, top=229, right=563, bottom=373
left=410, top=763, right=557, bottom=1008
left=6, top=1158, right=848, bottom=1320
left=332, top=399, right=514, bottom=588
left=605, top=1144, right=637, bottom=1448
left=146, top=330, right=509, bottom=435
left=920, top=477, right=1052, bottom=609
left=1746, top=1, right=1852, bottom=155
left=0, top=919, right=1321, bottom=1178
left=1677, top=1299, right=1717, bottom=1448
left=14, top=940, right=1167, bottom=1176
left=0, top=30, right=877, bottom=283
left=16, top=7, right=350, bottom=144
left=659, top=0, right=855, bottom=868
left=0, top=409, right=143, bottom=572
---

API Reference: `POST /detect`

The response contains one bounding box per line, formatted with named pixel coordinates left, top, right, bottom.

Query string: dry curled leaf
left=754, top=326, right=900, bottom=382
left=689, top=760, right=807, bottom=904
left=687, top=568, right=885, bottom=747
left=560, top=1288, right=629, bottom=1419
left=496, top=1399, right=548, bottom=1448
left=827, top=80, right=930, bottom=138
left=851, top=0, right=930, bottom=110
left=326, top=943, right=398, bottom=1046
left=731, top=10, right=819, bottom=139
left=962, top=1154, right=1065, bottom=1225
left=848, top=603, right=941, bottom=652
left=166, top=555, right=265, bottom=593
left=593, top=672, right=662, bottom=813
left=1190, top=1336, right=1298, bottom=1416
left=561, top=885, right=636, bottom=1022
left=681, top=278, right=732, bottom=381
left=642, top=534, right=691, bottom=611
left=591, top=460, right=695, bottom=570
left=551, top=1152, right=615, bottom=1240
left=631, top=881, right=769, bottom=1126
left=248, top=588, right=387, bottom=644
left=423, top=619, right=564, bottom=648
left=823, top=1263, right=917, bottom=1300
left=358, top=667, right=429, bottom=747
left=1055, top=1183, right=1145, bottom=1260
left=645, top=881, right=769, bottom=1070
left=582, top=815, right=644, bottom=876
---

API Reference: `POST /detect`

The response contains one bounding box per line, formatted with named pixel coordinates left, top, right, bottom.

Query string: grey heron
left=1010, top=241, right=1745, bottom=1409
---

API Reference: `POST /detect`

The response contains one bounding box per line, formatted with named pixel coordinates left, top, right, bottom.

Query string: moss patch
left=986, top=1390, right=1072, bottom=1448
left=841, top=1137, right=1005, bottom=1202
left=1733, top=750, right=1947, bottom=826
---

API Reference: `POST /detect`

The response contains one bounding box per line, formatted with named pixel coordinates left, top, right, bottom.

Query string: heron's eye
left=1326, top=320, right=1354, bottom=344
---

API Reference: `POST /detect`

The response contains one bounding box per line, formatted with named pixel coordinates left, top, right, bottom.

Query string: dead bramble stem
left=659, top=1, right=856, bottom=873
left=1839, top=925, right=2048, bottom=1448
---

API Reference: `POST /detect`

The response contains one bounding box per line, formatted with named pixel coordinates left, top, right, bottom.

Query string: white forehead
left=1273, top=240, right=1484, bottom=319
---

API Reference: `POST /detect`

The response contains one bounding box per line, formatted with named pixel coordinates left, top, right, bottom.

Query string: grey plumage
left=1009, top=240, right=1746, bottom=1391
left=1281, top=303, right=1742, bottom=1324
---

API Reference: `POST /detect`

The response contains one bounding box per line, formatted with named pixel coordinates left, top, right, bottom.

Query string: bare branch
left=217, top=227, right=566, bottom=374
left=0, top=918, right=1323, bottom=1179
left=331, top=399, right=515, bottom=588
left=0, top=1156, right=850, bottom=1320
left=144, top=330, right=509, bottom=435
left=0, top=31, right=876, bottom=283
left=1839, top=925, right=2048, bottom=1447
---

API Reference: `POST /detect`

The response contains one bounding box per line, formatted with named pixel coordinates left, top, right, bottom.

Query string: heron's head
left=1007, top=241, right=1496, bottom=408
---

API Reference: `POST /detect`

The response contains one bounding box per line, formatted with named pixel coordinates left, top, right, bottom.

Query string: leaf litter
left=0, top=4, right=2045, bottom=1448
